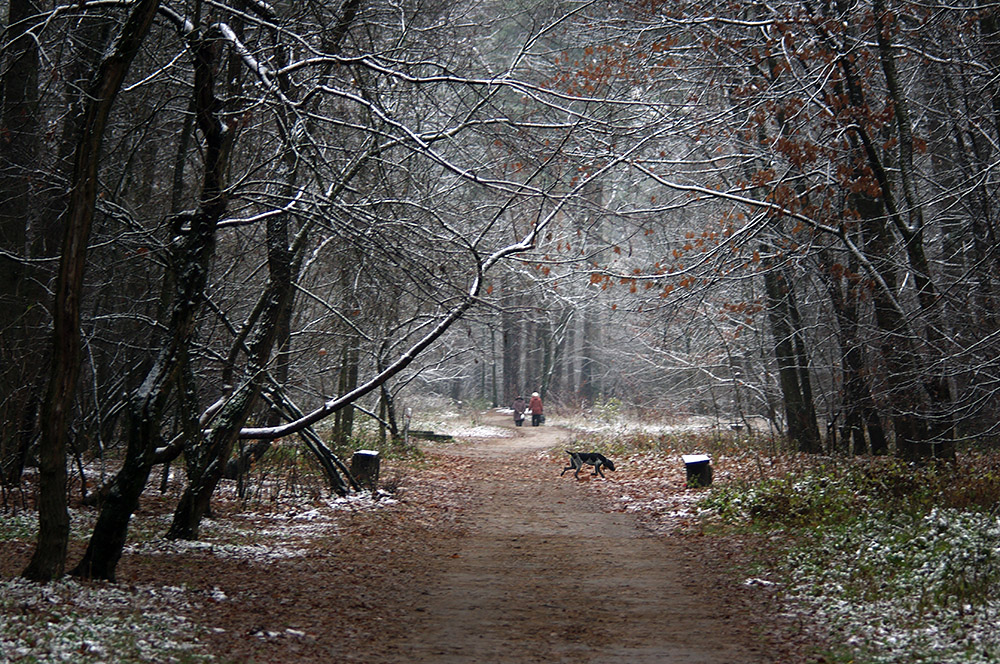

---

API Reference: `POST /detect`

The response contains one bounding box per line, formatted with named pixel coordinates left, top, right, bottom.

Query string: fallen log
left=407, top=430, right=453, bottom=442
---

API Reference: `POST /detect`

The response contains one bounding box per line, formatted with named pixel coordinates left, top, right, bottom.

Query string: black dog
left=561, top=451, right=616, bottom=479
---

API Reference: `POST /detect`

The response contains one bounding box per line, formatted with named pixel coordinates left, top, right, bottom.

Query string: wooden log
left=408, top=430, right=454, bottom=442
left=350, top=450, right=380, bottom=492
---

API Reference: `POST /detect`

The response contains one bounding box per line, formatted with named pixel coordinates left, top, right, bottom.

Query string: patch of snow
left=744, top=577, right=777, bottom=587
left=0, top=577, right=210, bottom=663
left=441, top=424, right=515, bottom=439
left=124, top=490, right=403, bottom=563
left=127, top=537, right=309, bottom=561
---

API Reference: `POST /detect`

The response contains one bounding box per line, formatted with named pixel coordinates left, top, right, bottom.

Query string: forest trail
left=389, top=412, right=769, bottom=663
left=30, top=411, right=789, bottom=663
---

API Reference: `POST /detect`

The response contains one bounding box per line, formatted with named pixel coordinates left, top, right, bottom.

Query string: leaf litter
left=4, top=408, right=948, bottom=663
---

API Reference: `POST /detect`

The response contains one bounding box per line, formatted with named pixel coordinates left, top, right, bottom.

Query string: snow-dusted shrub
left=784, top=508, right=1000, bottom=663
left=700, top=467, right=864, bottom=527
left=0, top=577, right=211, bottom=663
left=699, top=457, right=1000, bottom=663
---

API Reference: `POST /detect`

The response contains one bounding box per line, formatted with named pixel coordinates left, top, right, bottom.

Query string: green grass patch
left=0, top=511, right=39, bottom=541
left=697, top=452, right=1000, bottom=663
left=0, top=509, right=99, bottom=544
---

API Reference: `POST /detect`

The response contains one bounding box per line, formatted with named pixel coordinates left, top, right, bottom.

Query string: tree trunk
left=23, top=0, right=162, bottom=582
left=874, top=0, right=955, bottom=457
left=579, top=302, right=599, bottom=405
left=0, top=0, right=39, bottom=330
left=825, top=14, right=952, bottom=461
left=855, top=192, right=937, bottom=460
left=539, top=318, right=554, bottom=398
left=547, top=312, right=566, bottom=400
left=167, top=385, right=258, bottom=540
left=820, top=246, right=887, bottom=456
left=564, top=313, right=576, bottom=397
left=501, top=281, right=522, bottom=405
left=70, top=18, right=230, bottom=579
left=0, top=0, right=37, bottom=297
left=763, top=253, right=820, bottom=453
left=333, top=336, right=361, bottom=446
left=167, top=164, right=299, bottom=539
left=0, top=0, right=43, bottom=492
left=69, top=407, right=161, bottom=581
left=380, top=384, right=400, bottom=441
left=490, top=326, right=499, bottom=407
left=523, top=318, right=541, bottom=393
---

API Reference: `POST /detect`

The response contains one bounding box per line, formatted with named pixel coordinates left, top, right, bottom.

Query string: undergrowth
left=229, top=431, right=423, bottom=508
left=564, top=427, right=785, bottom=460
left=0, top=577, right=211, bottom=664
left=699, top=452, right=1000, bottom=664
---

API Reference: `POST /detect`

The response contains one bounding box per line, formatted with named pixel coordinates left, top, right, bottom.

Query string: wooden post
left=682, top=454, right=713, bottom=488
left=350, top=450, right=380, bottom=492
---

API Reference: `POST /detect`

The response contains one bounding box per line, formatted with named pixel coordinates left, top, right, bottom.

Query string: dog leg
left=562, top=459, right=582, bottom=477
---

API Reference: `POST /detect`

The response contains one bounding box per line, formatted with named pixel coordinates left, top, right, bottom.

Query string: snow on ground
left=414, top=409, right=516, bottom=439
left=0, top=576, right=211, bottom=663
left=564, top=413, right=774, bottom=438
left=2, top=481, right=403, bottom=662
left=778, top=508, right=1000, bottom=663
left=127, top=533, right=312, bottom=561
left=126, top=491, right=400, bottom=562
left=441, top=424, right=515, bottom=438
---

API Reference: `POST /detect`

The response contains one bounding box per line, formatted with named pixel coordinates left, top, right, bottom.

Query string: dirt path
left=0, top=412, right=802, bottom=663
left=390, top=415, right=769, bottom=663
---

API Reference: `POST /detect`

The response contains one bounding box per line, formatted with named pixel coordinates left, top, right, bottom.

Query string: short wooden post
left=682, top=454, right=713, bottom=488
left=350, top=450, right=380, bottom=492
